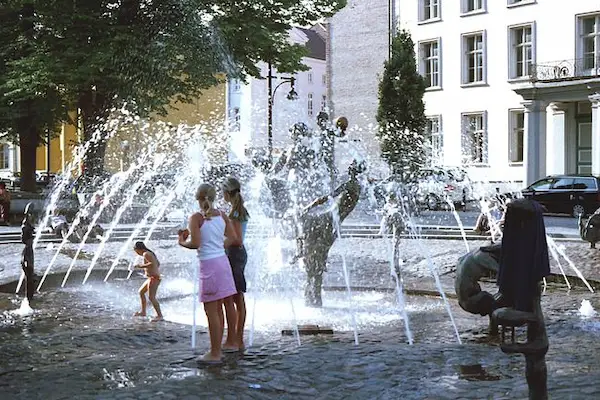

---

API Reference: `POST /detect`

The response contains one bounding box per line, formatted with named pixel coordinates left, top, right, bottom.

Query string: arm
left=178, top=213, right=202, bottom=249
left=135, top=252, right=155, bottom=269
left=303, top=195, right=331, bottom=213
left=223, top=213, right=241, bottom=248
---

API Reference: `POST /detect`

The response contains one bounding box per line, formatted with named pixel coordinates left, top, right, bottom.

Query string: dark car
left=522, top=175, right=600, bottom=217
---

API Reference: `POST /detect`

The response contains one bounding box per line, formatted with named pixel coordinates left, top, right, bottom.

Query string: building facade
left=226, top=26, right=328, bottom=161
left=399, top=0, right=600, bottom=187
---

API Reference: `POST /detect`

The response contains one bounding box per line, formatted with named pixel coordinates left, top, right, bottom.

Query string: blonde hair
left=195, top=183, right=218, bottom=219
left=223, top=176, right=249, bottom=221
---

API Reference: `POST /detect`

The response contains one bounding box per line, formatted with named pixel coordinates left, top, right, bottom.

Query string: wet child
left=222, top=177, right=249, bottom=352
left=133, top=241, right=163, bottom=322
left=178, top=183, right=239, bottom=364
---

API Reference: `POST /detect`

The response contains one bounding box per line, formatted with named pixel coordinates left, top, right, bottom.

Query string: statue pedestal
left=281, top=325, right=334, bottom=336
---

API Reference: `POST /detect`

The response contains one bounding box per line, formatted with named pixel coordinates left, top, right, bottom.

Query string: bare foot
left=151, top=316, right=164, bottom=323
left=196, top=352, right=222, bottom=363
left=222, top=343, right=240, bottom=352
left=134, top=311, right=146, bottom=317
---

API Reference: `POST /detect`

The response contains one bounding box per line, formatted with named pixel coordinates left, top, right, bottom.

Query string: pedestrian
left=178, top=183, right=240, bottom=364
left=0, top=182, right=11, bottom=225
left=221, top=177, right=249, bottom=352
left=133, top=241, right=164, bottom=322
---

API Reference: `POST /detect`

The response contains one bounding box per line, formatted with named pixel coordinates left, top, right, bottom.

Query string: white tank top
left=197, top=211, right=226, bottom=261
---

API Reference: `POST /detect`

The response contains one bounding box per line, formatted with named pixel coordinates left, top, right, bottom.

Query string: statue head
left=334, top=116, right=349, bottom=138
left=498, top=199, right=550, bottom=311
left=317, top=112, right=329, bottom=130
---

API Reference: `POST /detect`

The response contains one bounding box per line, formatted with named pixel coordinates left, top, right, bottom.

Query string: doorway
left=577, top=121, right=592, bottom=174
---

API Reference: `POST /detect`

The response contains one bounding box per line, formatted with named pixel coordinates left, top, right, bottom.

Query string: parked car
left=521, top=174, right=600, bottom=217
left=0, top=171, right=21, bottom=189
left=370, top=166, right=473, bottom=211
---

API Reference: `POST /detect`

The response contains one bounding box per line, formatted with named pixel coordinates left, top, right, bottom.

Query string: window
left=0, top=144, right=9, bottom=169
left=231, top=107, right=240, bottom=131
left=322, top=74, right=327, bottom=86
left=462, top=0, right=485, bottom=14
left=579, top=14, right=600, bottom=73
left=419, top=39, right=441, bottom=88
left=321, top=95, right=327, bottom=111
left=462, top=32, right=486, bottom=84
left=232, top=79, right=241, bottom=92
left=509, top=110, right=524, bottom=164
left=551, top=178, right=573, bottom=190
left=308, top=72, right=313, bottom=84
left=573, top=177, right=597, bottom=190
left=529, top=178, right=553, bottom=191
left=308, top=93, right=314, bottom=117
left=419, top=0, right=440, bottom=23
left=461, top=112, right=487, bottom=164
left=425, top=116, right=443, bottom=166
left=507, top=0, right=535, bottom=7
left=508, top=24, right=534, bottom=79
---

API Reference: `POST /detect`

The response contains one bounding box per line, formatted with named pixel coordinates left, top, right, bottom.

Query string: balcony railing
left=531, top=57, right=600, bottom=82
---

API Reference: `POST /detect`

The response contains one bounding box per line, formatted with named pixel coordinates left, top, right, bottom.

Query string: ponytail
left=196, top=183, right=218, bottom=219
left=222, top=176, right=249, bottom=221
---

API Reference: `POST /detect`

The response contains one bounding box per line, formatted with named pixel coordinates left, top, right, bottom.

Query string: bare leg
left=222, top=296, right=239, bottom=350
left=201, top=300, right=224, bottom=361
left=148, top=279, right=163, bottom=322
left=234, top=293, right=246, bottom=350
left=135, top=280, right=149, bottom=316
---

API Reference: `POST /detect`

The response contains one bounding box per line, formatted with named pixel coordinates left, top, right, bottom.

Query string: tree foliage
left=376, top=29, right=427, bottom=182
left=0, top=0, right=346, bottom=186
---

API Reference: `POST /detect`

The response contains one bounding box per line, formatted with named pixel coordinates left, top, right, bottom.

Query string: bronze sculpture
left=578, top=209, right=600, bottom=248
left=21, top=202, right=36, bottom=301
left=491, top=198, right=549, bottom=400
left=295, top=160, right=365, bottom=307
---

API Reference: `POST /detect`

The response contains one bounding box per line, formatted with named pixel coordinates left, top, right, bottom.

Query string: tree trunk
left=79, top=91, right=108, bottom=178
left=18, top=123, right=38, bottom=193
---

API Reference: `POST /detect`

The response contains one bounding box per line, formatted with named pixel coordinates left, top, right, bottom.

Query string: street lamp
left=267, top=62, right=298, bottom=165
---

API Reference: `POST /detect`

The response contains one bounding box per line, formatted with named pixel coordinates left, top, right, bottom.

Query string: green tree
left=376, top=29, right=427, bottom=182
left=0, top=3, right=68, bottom=192
left=0, top=0, right=346, bottom=182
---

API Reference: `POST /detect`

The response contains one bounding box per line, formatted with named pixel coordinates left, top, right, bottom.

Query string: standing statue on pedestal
left=21, top=203, right=36, bottom=301
left=491, top=198, right=550, bottom=400
left=295, top=160, right=365, bottom=307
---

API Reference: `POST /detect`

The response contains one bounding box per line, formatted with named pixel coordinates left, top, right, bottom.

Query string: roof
left=297, top=27, right=326, bottom=61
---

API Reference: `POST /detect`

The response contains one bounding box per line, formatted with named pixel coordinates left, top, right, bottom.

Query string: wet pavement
left=0, top=237, right=599, bottom=399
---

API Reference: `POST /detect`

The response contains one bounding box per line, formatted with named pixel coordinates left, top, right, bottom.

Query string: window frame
left=576, top=12, right=600, bottom=74
left=508, top=109, right=525, bottom=165
left=308, top=93, right=314, bottom=117
left=507, top=0, right=536, bottom=8
left=418, top=0, right=442, bottom=24
left=461, top=111, right=488, bottom=165
left=0, top=143, right=9, bottom=170
left=508, top=22, right=536, bottom=81
left=321, top=94, right=327, bottom=111
left=418, top=38, right=443, bottom=90
left=461, top=0, right=486, bottom=16
left=425, top=115, right=444, bottom=166
left=308, top=72, right=313, bottom=84
left=461, top=30, right=487, bottom=86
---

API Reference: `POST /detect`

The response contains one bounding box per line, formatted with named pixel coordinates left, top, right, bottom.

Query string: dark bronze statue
left=316, top=112, right=348, bottom=191
left=295, top=160, right=365, bottom=307
left=578, top=209, right=600, bottom=248
left=455, top=243, right=506, bottom=333
left=491, top=198, right=550, bottom=400
left=21, top=202, right=36, bottom=301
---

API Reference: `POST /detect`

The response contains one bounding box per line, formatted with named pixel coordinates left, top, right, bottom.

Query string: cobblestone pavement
left=0, top=238, right=599, bottom=399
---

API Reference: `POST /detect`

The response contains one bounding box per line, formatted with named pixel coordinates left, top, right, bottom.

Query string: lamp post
left=267, top=62, right=298, bottom=165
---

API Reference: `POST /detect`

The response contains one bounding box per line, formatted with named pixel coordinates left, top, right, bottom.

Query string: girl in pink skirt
left=178, top=183, right=240, bottom=364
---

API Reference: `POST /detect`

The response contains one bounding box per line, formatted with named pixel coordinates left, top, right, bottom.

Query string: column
left=522, top=100, right=548, bottom=186
left=591, top=94, right=600, bottom=176
left=547, top=102, right=568, bottom=175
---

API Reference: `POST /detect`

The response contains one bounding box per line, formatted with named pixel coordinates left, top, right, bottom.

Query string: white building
left=0, top=140, right=18, bottom=179
left=226, top=25, right=328, bottom=161
left=399, top=0, right=600, bottom=187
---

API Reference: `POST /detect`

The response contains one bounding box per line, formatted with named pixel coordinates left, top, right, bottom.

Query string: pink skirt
left=199, top=255, right=237, bottom=303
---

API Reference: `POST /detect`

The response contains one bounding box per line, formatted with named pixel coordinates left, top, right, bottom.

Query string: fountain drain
left=281, top=324, right=334, bottom=336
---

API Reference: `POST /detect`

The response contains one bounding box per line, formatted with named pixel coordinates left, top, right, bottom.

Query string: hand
left=178, top=229, right=189, bottom=242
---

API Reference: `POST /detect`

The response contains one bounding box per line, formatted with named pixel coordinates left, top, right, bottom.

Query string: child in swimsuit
left=178, top=183, right=239, bottom=364
left=221, top=176, right=249, bottom=352
left=133, top=241, right=164, bottom=322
